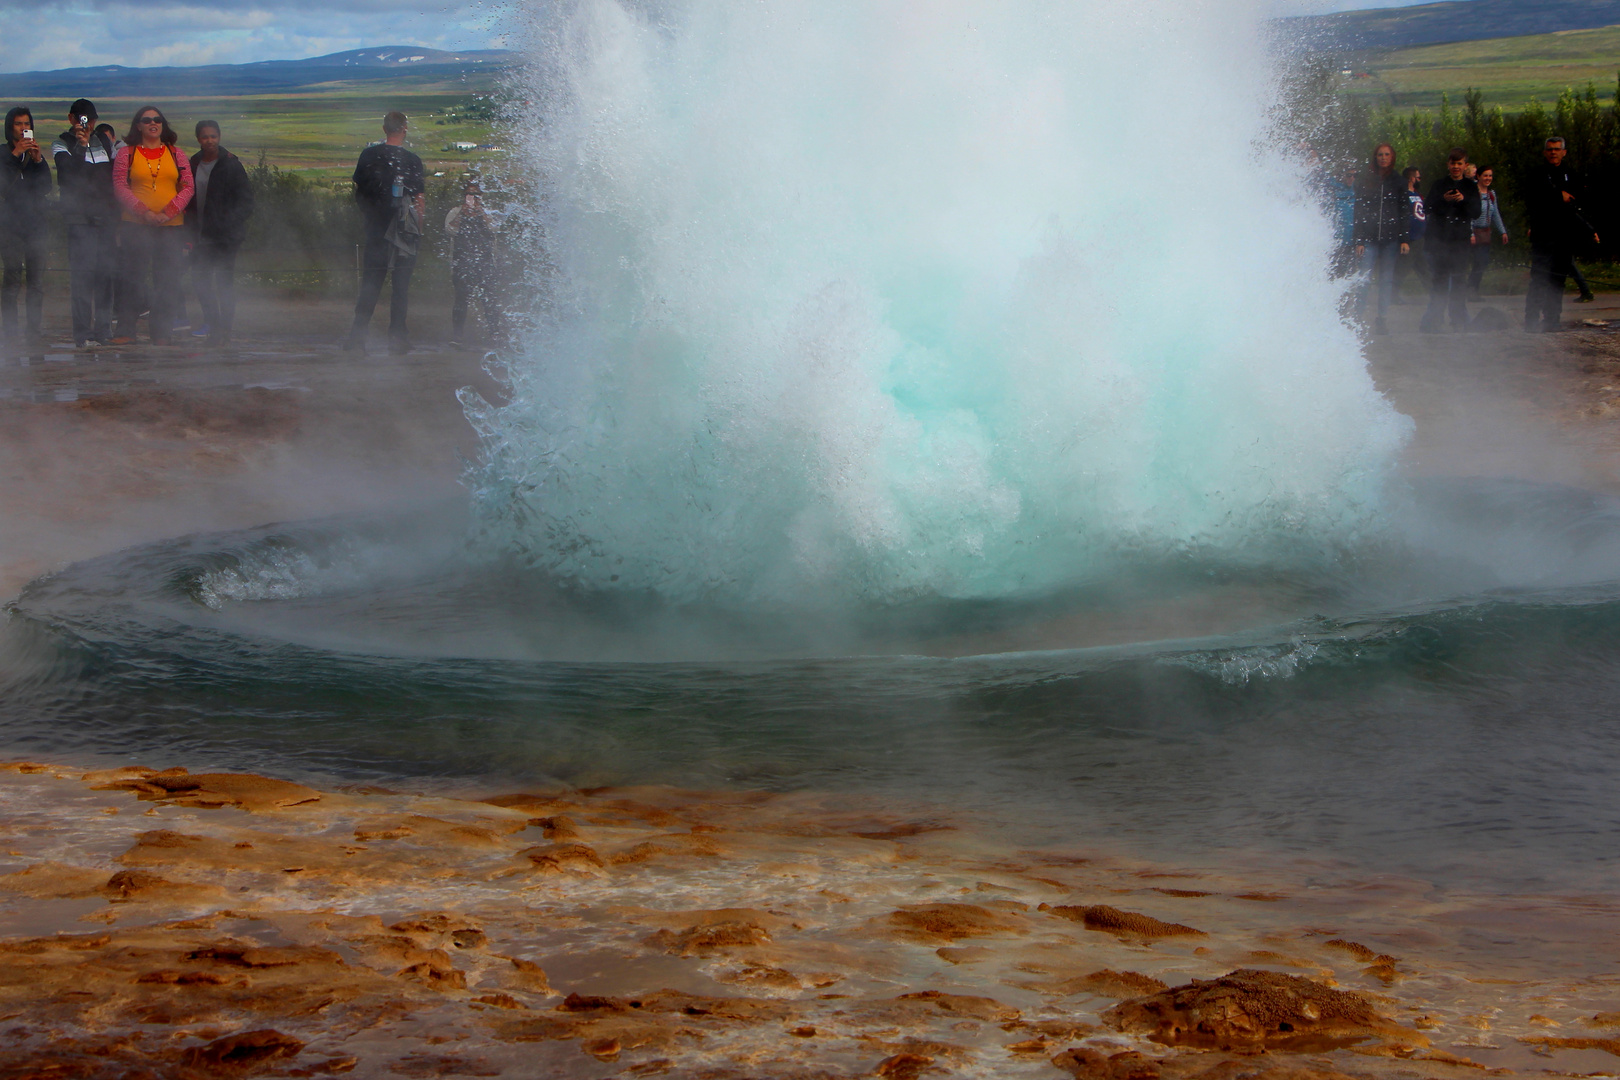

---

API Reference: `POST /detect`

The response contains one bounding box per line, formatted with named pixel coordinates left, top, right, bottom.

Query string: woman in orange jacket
left=111, top=105, right=192, bottom=345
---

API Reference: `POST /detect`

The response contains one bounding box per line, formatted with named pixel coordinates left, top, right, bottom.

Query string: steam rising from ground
left=465, top=0, right=1411, bottom=604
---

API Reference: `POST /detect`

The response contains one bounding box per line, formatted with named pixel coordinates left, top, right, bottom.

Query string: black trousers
left=0, top=226, right=47, bottom=338
left=116, top=223, right=184, bottom=341
left=193, top=239, right=240, bottom=334
left=452, top=258, right=504, bottom=341
left=1422, top=240, right=1470, bottom=329
left=1525, top=247, right=1574, bottom=329
left=66, top=222, right=116, bottom=342
left=350, top=234, right=415, bottom=343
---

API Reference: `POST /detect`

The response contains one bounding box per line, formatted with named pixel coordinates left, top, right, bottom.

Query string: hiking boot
left=1576, top=294, right=1596, bottom=303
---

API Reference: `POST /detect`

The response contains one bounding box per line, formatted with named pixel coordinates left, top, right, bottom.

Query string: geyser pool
left=3, top=0, right=1619, bottom=907
left=463, top=0, right=1410, bottom=603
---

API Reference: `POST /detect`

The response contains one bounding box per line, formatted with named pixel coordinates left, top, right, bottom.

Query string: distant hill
left=0, top=47, right=519, bottom=99
left=1280, top=0, right=1620, bottom=53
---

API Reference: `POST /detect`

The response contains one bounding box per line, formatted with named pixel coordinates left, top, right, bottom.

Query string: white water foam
left=465, top=0, right=1411, bottom=604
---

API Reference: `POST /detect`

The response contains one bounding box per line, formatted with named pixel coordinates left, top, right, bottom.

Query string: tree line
left=1286, top=61, right=1620, bottom=264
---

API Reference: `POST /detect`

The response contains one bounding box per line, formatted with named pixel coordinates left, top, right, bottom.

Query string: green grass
left=22, top=77, right=505, bottom=180
left=1341, top=23, right=1620, bottom=111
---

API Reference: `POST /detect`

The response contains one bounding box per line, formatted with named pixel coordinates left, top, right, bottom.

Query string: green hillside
left=1342, top=23, right=1620, bottom=111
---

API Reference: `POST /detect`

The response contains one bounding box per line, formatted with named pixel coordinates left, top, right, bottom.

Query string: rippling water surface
left=4, top=477, right=1620, bottom=897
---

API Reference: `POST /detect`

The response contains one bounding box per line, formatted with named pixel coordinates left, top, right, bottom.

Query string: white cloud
left=0, top=1, right=502, bottom=72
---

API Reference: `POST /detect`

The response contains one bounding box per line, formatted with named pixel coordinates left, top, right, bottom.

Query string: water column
left=466, top=0, right=1411, bottom=606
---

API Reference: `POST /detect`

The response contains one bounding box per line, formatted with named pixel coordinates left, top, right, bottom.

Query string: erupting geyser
left=463, top=0, right=1411, bottom=603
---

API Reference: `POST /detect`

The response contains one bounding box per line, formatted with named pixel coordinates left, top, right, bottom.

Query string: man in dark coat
left=52, top=99, right=119, bottom=346
left=1420, top=148, right=1481, bottom=334
left=188, top=120, right=254, bottom=345
left=345, top=110, right=425, bottom=355
left=0, top=105, right=51, bottom=344
left=1523, top=136, right=1600, bottom=333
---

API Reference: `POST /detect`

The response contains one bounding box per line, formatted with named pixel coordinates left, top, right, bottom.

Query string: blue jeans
left=1356, top=239, right=1400, bottom=319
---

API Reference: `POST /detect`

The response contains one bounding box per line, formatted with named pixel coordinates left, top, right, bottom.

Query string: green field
left=1342, top=23, right=1620, bottom=111
left=19, top=79, right=503, bottom=181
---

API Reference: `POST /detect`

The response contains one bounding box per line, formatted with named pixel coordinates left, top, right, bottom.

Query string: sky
left=0, top=0, right=1432, bottom=74
left=0, top=0, right=508, bottom=72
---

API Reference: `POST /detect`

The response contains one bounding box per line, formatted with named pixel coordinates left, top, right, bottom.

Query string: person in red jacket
left=110, top=105, right=192, bottom=345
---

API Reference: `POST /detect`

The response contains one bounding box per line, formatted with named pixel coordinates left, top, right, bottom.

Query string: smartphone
left=21, top=129, right=31, bottom=142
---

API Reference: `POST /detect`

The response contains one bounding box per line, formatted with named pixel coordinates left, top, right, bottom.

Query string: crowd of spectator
left=1334, top=135, right=1600, bottom=335
left=0, top=102, right=502, bottom=355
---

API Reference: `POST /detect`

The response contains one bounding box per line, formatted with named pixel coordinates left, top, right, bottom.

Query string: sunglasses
left=139, top=116, right=162, bottom=125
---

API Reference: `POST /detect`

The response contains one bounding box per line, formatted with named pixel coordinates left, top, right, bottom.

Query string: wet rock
left=1051, top=1048, right=1161, bottom=1080
left=873, top=1052, right=935, bottom=1079
left=0, top=861, right=110, bottom=898
left=1520, top=1036, right=1620, bottom=1057
left=97, top=770, right=322, bottom=812
left=389, top=1053, right=501, bottom=1077
left=1321, top=939, right=1395, bottom=964
left=499, top=955, right=553, bottom=995
left=187, top=944, right=345, bottom=969
left=1056, top=970, right=1170, bottom=998
left=530, top=814, right=580, bottom=840
left=1103, top=968, right=1413, bottom=1053
left=101, top=869, right=226, bottom=904
left=178, top=1029, right=303, bottom=1075
left=644, top=921, right=770, bottom=956
left=896, top=990, right=1020, bottom=1023
left=582, top=1037, right=621, bottom=1061
left=887, top=903, right=1023, bottom=942
left=1041, top=904, right=1205, bottom=938
left=522, top=842, right=606, bottom=875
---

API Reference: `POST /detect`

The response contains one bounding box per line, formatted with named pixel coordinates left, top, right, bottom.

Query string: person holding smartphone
left=444, top=178, right=503, bottom=346
left=52, top=100, right=120, bottom=347
left=0, top=106, right=52, bottom=345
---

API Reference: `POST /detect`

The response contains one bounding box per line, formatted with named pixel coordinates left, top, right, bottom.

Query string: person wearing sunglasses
left=109, top=105, right=193, bottom=345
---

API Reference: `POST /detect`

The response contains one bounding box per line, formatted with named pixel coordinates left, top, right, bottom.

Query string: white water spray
left=466, top=0, right=1411, bottom=604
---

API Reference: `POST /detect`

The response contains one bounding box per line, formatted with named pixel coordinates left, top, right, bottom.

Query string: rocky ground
left=0, top=759, right=1616, bottom=1079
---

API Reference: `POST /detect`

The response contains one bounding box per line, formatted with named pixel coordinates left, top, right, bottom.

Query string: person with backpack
left=1352, top=143, right=1410, bottom=335
left=187, top=120, right=254, bottom=346
left=53, top=99, right=121, bottom=347
left=0, top=106, right=52, bottom=345
left=110, top=105, right=193, bottom=345
left=345, top=110, right=425, bottom=355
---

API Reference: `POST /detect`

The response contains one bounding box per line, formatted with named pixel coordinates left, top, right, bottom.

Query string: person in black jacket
left=344, top=110, right=424, bottom=355
left=1420, top=148, right=1481, bottom=334
left=52, top=99, right=120, bottom=347
left=0, top=106, right=51, bottom=344
left=1522, top=136, right=1601, bottom=333
left=1352, top=143, right=1410, bottom=335
left=187, top=121, right=254, bottom=346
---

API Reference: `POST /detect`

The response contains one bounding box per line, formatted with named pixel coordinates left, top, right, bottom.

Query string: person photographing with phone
left=0, top=106, right=52, bottom=345
left=53, top=100, right=120, bottom=347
